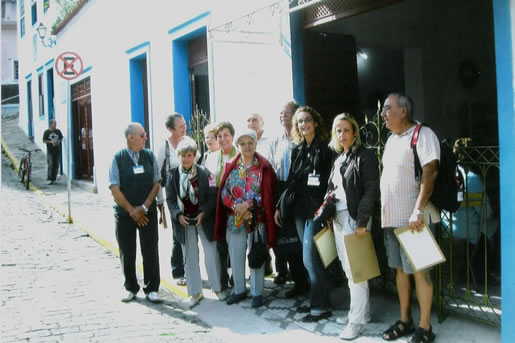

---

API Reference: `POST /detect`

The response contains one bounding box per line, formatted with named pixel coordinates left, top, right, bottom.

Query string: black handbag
left=247, top=199, right=268, bottom=268
left=275, top=219, right=302, bottom=255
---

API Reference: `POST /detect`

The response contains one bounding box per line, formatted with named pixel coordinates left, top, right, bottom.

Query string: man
left=269, top=101, right=309, bottom=297
left=247, top=113, right=272, bottom=161
left=42, top=119, right=63, bottom=185
left=380, top=93, right=440, bottom=343
left=109, top=122, right=161, bottom=303
left=156, top=113, right=187, bottom=286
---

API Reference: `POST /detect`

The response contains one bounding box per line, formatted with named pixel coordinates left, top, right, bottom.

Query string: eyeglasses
left=297, top=117, right=313, bottom=125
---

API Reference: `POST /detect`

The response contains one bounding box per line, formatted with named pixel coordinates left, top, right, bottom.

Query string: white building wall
left=17, top=0, right=295, bottom=195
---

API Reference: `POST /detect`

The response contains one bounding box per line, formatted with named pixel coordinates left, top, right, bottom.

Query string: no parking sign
left=55, top=51, right=83, bottom=80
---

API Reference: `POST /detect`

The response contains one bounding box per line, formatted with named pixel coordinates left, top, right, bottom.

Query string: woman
left=200, top=123, right=220, bottom=167
left=274, top=106, right=333, bottom=322
left=166, top=139, right=226, bottom=308
left=327, top=114, right=379, bottom=340
left=214, top=130, right=277, bottom=308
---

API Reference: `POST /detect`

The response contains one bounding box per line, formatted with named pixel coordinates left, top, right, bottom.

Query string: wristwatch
left=142, top=204, right=149, bottom=214
left=413, top=208, right=423, bottom=216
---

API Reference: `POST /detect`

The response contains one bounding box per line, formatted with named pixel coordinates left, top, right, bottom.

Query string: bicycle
left=18, top=148, right=41, bottom=190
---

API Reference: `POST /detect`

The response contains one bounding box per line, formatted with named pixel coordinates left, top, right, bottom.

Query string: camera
left=187, top=217, right=198, bottom=226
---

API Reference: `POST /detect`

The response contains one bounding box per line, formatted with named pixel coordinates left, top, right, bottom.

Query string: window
left=13, top=60, right=19, bottom=81
left=38, top=73, right=44, bottom=116
left=43, top=0, right=49, bottom=13
left=31, top=0, right=37, bottom=26
left=19, top=0, right=25, bottom=37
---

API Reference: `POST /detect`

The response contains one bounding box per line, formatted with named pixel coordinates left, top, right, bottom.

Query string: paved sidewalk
left=2, top=116, right=500, bottom=342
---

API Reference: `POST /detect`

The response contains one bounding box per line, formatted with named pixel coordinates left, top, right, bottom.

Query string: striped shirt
left=380, top=124, right=441, bottom=228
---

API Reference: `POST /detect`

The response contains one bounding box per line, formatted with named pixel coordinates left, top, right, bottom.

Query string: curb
left=2, top=138, right=188, bottom=300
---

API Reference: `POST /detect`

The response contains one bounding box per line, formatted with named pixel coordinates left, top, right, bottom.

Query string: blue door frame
left=492, top=0, right=514, bottom=342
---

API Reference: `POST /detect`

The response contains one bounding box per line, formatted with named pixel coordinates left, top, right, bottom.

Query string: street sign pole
left=66, top=79, right=72, bottom=223
left=54, top=51, right=84, bottom=224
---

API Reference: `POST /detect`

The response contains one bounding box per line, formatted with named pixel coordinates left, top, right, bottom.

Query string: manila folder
left=313, top=226, right=338, bottom=269
left=344, top=232, right=381, bottom=284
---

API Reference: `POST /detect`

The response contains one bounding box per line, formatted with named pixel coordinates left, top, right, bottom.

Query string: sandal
left=383, top=319, right=415, bottom=341
left=409, top=326, right=435, bottom=343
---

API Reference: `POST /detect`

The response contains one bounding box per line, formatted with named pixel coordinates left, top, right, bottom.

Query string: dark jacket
left=279, top=136, right=334, bottom=220
left=165, top=164, right=217, bottom=245
left=328, top=145, right=379, bottom=228
left=214, top=152, right=277, bottom=248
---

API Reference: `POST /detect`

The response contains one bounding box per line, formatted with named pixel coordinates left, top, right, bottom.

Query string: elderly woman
left=201, top=123, right=220, bottom=166
left=274, top=106, right=333, bottom=322
left=327, top=114, right=379, bottom=340
left=166, top=139, right=226, bottom=308
left=214, top=130, right=277, bottom=308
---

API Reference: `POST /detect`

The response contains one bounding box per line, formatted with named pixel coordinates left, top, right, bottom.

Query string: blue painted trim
left=129, top=55, right=146, bottom=125
left=36, top=66, right=44, bottom=74
left=168, top=11, right=210, bottom=35
left=290, top=11, right=306, bottom=105
left=493, top=0, right=515, bottom=342
left=82, top=65, right=92, bottom=74
left=25, top=73, right=32, bottom=81
left=45, top=58, right=54, bottom=68
left=46, top=67, right=54, bottom=122
left=125, top=41, right=150, bottom=55
left=171, top=26, right=207, bottom=125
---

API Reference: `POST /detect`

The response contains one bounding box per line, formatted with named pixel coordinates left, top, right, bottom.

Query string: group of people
left=109, top=92, right=440, bottom=343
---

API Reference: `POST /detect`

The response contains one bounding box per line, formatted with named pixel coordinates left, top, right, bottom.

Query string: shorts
left=383, top=224, right=436, bottom=274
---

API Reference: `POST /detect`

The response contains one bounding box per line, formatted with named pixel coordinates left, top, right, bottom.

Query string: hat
left=235, top=130, right=257, bottom=144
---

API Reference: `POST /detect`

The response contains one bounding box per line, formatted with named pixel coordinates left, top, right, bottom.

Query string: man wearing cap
left=109, top=122, right=162, bottom=303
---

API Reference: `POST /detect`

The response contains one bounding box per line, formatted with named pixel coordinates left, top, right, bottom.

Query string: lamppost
left=36, top=23, right=56, bottom=48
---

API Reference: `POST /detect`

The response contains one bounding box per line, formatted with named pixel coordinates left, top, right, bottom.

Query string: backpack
left=411, top=124, right=464, bottom=213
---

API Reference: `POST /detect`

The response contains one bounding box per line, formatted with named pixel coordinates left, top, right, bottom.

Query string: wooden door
left=71, top=78, right=94, bottom=181
left=304, top=31, right=360, bottom=128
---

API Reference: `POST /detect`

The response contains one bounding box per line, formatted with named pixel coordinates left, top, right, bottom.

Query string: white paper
left=395, top=225, right=446, bottom=271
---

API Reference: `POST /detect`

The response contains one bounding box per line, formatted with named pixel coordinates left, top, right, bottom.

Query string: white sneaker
left=146, top=291, right=161, bottom=303
left=339, top=323, right=364, bottom=340
left=186, top=293, right=204, bottom=309
left=215, top=290, right=227, bottom=301
left=121, top=291, right=136, bottom=303
left=336, top=313, right=372, bottom=325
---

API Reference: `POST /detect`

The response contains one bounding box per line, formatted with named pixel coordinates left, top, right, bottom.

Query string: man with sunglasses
left=109, top=122, right=162, bottom=304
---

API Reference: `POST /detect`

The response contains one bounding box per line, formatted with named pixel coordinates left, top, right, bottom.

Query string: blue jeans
left=295, top=217, right=331, bottom=315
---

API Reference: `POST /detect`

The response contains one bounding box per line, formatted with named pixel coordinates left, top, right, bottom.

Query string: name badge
left=133, top=165, right=144, bottom=174
left=307, top=173, right=320, bottom=186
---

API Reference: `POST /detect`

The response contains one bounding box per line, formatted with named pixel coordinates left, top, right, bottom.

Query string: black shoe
left=297, top=305, right=311, bottom=313
left=286, top=286, right=307, bottom=298
left=251, top=295, right=264, bottom=308
left=301, top=311, right=332, bottom=323
left=226, top=292, right=246, bottom=305
left=274, top=275, right=287, bottom=285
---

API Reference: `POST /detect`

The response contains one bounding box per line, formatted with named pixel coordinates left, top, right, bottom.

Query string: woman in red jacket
left=214, top=130, right=277, bottom=308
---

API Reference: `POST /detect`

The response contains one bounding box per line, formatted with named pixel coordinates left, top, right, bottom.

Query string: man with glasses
left=380, top=93, right=440, bottom=343
left=109, top=122, right=162, bottom=303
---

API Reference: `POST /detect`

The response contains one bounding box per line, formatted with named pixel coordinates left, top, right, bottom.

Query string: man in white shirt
left=247, top=113, right=272, bottom=161
left=380, top=93, right=440, bottom=343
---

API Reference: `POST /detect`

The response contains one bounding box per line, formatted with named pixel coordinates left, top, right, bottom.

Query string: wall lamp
left=36, top=23, right=56, bottom=48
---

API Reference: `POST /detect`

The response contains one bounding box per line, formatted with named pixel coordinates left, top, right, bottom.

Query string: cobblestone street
left=0, top=152, right=224, bottom=343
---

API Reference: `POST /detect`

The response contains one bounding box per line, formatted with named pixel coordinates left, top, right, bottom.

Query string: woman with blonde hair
left=327, top=113, right=379, bottom=340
